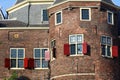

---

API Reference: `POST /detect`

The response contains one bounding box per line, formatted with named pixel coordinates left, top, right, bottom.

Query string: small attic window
left=107, top=11, right=114, bottom=25
left=55, top=11, right=62, bottom=25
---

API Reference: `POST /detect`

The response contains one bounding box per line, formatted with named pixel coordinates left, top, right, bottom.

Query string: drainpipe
left=27, top=2, right=31, bottom=27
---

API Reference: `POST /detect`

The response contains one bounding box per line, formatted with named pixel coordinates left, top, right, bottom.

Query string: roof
left=15, top=0, right=24, bottom=4
left=53, top=0, right=116, bottom=6
left=0, top=9, right=4, bottom=20
left=0, top=20, right=27, bottom=27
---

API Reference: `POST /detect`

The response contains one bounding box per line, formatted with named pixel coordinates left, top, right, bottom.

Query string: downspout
left=27, top=2, right=31, bottom=27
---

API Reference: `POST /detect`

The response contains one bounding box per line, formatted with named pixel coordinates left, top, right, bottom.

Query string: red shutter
left=24, top=58, right=28, bottom=69
left=82, top=42, right=87, bottom=55
left=4, top=58, right=10, bottom=68
left=64, top=44, right=70, bottom=56
left=45, top=51, right=50, bottom=61
left=112, top=46, right=118, bottom=57
left=28, top=58, right=34, bottom=69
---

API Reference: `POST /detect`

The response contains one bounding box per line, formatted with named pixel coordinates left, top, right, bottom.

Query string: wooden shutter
left=45, top=51, right=50, bottom=61
left=82, top=42, right=87, bottom=55
left=24, top=58, right=28, bottom=69
left=64, top=44, right=70, bottom=56
left=53, top=48, right=56, bottom=58
left=4, top=58, right=10, bottom=68
left=28, top=58, right=34, bottom=69
left=112, top=46, right=118, bottom=57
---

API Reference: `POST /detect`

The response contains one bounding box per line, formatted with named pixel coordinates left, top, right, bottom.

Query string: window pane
left=42, top=49, right=47, bottom=58
left=77, top=44, right=82, bottom=54
left=107, top=37, right=112, bottom=45
left=77, top=35, right=82, bottom=43
left=108, top=12, right=112, bottom=23
left=70, top=35, right=76, bottom=43
left=101, top=45, right=106, bottom=56
left=35, top=49, right=40, bottom=58
left=18, top=59, right=23, bottom=68
left=35, top=59, right=40, bottom=68
left=107, top=46, right=111, bottom=56
left=11, top=49, right=17, bottom=58
left=42, top=59, right=48, bottom=68
left=43, top=10, right=48, bottom=21
left=11, top=59, right=16, bottom=68
left=82, top=9, right=89, bottom=19
left=56, top=12, right=61, bottom=23
left=18, top=49, right=24, bottom=58
left=101, top=36, right=106, bottom=44
left=70, top=44, right=76, bottom=55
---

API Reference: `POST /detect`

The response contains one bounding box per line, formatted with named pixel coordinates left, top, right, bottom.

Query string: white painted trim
left=107, top=11, right=114, bottom=25
left=0, top=27, right=49, bottom=30
left=80, top=8, right=91, bottom=21
left=50, top=73, right=95, bottom=80
left=7, top=0, right=53, bottom=13
left=55, top=11, right=62, bottom=25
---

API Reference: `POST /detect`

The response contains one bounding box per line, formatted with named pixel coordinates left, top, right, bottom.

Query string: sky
left=0, top=0, right=120, bottom=15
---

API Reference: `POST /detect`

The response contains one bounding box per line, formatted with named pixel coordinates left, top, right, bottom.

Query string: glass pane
left=101, top=45, right=106, bottom=56
left=18, top=49, right=24, bottom=58
left=57, top=12, right=61, bottom=23
left=107, top=37, right=112, bottom=45
left=70, top=35, right=76, bottom=43
left=82, top=9, right=89, bottom=19
left=18, top=59, right=23, bottom=68
left=42, top=59, right=48, bottom=68
left=11, top=49, right=17, bottom=58
left=101, top=36, right=106, bottom=44
left=70, top=44, right=76, bottom=55
left=43, top=10, right=48, bottom=21
left=77, top=44, right=82, bottom=54
left=11, top=59, right=16, bottom=68
left=35, top=59, right=40, bottom=68
left=35, top=49, right=40, bottom=58
left=77, top=35, right=82, bottom=43
left=108, top=12, right=112, bottom=23
left=107, top=46, right=111, bottom=56
left=42, top=49, right=47, bottom=58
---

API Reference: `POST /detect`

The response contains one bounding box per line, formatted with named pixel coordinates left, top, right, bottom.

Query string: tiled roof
left=0, top=20, right=27, bottom=27
left=0, top=9, right=4, bottom=20
left=53, top=0, right=115, bottom=5
left=15, top=0, right=24, bottom=4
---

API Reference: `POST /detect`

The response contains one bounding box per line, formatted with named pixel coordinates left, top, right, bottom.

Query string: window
left=51, top=40, right=56, bottom=59
left=107, top=11, right=114, bottom=25
left=42, top=9, right=48, bottom=21
left=69, top=34, right=84, bottom=55
left=55, top=11, right=62, bottom=25
left=101, top=36, right=112, bottom=57
left=80, top=8, right=91, bottom=21
left=10, top=48, right=25, bottom=69
left=34, top=48, right=48, bottom=69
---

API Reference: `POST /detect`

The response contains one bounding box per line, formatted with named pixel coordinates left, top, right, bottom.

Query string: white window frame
left=41, top=9, right=48, bottom=22
left=10, top=48, right=25, bottom=69
left=80, top=8, right=91, bottom=21
left=34, top=48, right=49, bottom=69
left=55, top=11, right=62, bottom=25
left=69, top=34, right=84, bottom=56
left=101, top=35, right=112, bottom=58
left=107, top=11, right=114, bottom=25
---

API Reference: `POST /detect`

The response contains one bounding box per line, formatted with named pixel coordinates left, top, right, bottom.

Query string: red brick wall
left=49, top=1, right=120, bottom=80
left=0, top=29, right=50, bottom=80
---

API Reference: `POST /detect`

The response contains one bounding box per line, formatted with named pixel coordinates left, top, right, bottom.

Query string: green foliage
left=8, top=72, right=18, bottom=80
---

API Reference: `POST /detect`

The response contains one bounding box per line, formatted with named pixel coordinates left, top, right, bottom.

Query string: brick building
left=0, top=0, right=120, bottom=80
left=48, top=0, right=120, bottom=80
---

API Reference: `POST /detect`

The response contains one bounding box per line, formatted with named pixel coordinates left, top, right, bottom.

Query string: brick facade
left=49, top=1, right=120, bottom=80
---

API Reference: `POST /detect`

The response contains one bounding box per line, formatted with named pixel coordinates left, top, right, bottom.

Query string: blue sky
left=0, top=0, right=120, bottom=15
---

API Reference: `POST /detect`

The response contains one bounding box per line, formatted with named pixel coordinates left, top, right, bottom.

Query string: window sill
left=70, top=54, right=84, bottom=57
left=55, top=22, right=62, bottom=26
left=35, top=68, right=48, bottom=70
left=102, top=55, right=113, bottom=58
left=10, top=68, right=25, bottom=70
left=80, top=19, right=91, bottom=21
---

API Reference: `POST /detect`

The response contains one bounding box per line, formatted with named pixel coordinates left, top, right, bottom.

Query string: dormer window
left=80, top=8, right=91, bottom=21
left=55, top=11, right=62, bottom=25
left=107, top=11, right=114, bottom=25
left=42, top=9, right=48, bottom=21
